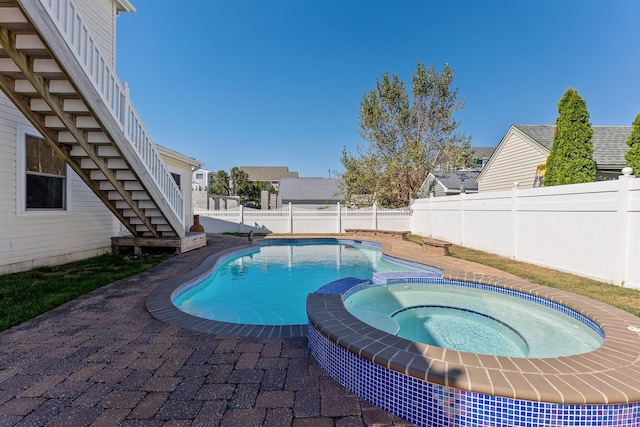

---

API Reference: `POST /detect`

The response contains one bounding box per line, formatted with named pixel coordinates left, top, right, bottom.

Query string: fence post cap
left=621, top=167, right=633, bottom=176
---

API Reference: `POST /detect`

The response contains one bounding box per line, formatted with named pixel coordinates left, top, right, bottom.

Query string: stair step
left=107, top=158, right=128, bottom=169
left=108, top=191, right=124, bottom=201
left=69, top=146, right=86, bottom=156
left=33, top=59, right=63, bottom=77
left=0, top=7, right=27, bottom=25
left=123, top=208, right=163, bottom=218
left=63, top=99, right=89, bottom=113
left=49, top=80, right=75, bottom=95
left=98, top=146, right=120, bottom=157
left=88, top=132, right=111, bottom=144
left=100, top=182, right=115, bottom=191
left=131, top=191, right=150, bottom=200
left=30, top=99, right=51, bottom=112
left=14, top=80, right=36, bottom=94
left=90, top=170, right=107, bottom=180
left=116, top=170, right=136, bottom=180
left=16, top=34, right=46, bottom=55
left=76, top=116, right=100, bottom=129
left=80, top=158, right=97, bottom=169
left=44, top=116, right=64, bottom=128
left=123, top=181, right=143, bottom=191
left=0, top=58, right=20, bottom=73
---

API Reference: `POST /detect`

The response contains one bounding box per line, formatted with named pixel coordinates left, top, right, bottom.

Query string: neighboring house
left=471, top=147, right=496, bottom=170
left=0, top=0, right=203, bottom=274
left=477, top=124, right=631, bottom=192
left=418, top=171, right=480, bottom=197
left=240, top=166, right=299, bottom=190
left=156, top=145, right=203, bottom=226
left=278, top=178, right=343, bottom=209
left=192, top=168, right=215, bottom=191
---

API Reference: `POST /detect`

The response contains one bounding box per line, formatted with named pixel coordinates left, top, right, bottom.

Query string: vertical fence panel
left=410, top=175, right=639, bottom=289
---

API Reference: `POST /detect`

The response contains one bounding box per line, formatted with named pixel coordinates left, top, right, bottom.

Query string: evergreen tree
left=625, top=113, right=640, bottom=175
left=544, top=88, right=596, bottom=186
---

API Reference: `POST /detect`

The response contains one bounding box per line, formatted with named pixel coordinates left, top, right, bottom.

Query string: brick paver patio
left=0, top=234, right=422, bottom=426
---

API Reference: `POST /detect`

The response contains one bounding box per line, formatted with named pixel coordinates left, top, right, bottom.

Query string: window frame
left=16, top=125, right=72, bottom=216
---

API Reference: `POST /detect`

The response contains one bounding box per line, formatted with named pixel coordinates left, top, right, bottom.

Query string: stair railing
left=33, top=0, right=184, bottom=227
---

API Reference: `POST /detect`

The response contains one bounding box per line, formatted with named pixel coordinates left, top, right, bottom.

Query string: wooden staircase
left=0, top=0, right=186, bottom=239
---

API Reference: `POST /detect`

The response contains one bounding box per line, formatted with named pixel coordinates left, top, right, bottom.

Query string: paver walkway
left=1, top=234, right=437, bottom=427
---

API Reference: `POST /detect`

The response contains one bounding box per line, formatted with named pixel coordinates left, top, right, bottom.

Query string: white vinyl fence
left=196, top=203, right=412, bottom=235
left=411, top=170, right=640, bottom=289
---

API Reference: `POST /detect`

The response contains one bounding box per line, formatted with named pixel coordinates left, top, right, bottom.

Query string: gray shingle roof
left=513, top=124, right=631, bottom=168
left=278, top=178, right=343, bottom=201
left=239, top=166, right=299, bottom=181
left=433, top=171, right=480, bottom=192
left=470, top=147, right=496, bottom=159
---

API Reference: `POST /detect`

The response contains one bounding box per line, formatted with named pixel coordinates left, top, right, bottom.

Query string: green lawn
left=0, top=253, right=169, bottom=331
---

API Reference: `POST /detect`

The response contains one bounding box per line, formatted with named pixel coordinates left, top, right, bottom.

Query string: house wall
left=478, top=130, right=548, bottom=192
left=160, top=155, right=194, bottom=229
left=411, top=174, right=640, bottom=289
left=74, top=0, right=118, bottom=68
left=0, top=95, right=120, bottom=274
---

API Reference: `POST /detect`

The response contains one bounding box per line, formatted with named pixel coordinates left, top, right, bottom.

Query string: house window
left=195, top=173, right=204, bottom=179
left=171, top=172, right=181, bottom=189
left=25, top=135, right=66, bottom=209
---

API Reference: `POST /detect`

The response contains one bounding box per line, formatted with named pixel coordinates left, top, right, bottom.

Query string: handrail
left=36, top=0, right=184, bottom=227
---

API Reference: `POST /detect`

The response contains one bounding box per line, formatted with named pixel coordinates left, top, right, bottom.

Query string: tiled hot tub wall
left=309, top=325, right=640, bottom=427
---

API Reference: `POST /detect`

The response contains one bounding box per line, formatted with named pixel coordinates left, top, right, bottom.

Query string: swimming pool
left=172, top=239, right=437, bottom=325
left=343, top=283, right=603, bottom=357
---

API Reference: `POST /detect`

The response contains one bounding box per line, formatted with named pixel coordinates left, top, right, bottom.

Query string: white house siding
left=0, top=95, right=121, bottom=274
left=477, top=130, right=548, bottom=192
left=74, top=0, right=117, bottom=68
left=160, top=155, right=195, bottom=229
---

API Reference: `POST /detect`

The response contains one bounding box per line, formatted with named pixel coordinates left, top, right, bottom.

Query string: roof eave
left=116, top=0, right=136, bottom=13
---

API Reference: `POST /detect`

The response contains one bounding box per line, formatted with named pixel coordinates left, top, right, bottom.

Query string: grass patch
left=0, top=253, right=170, bottom=332
left=405, top=234, right=640, bottom=317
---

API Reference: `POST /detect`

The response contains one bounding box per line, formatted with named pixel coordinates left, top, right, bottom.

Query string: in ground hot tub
left=307, top=276, right=640, bottom=427
left=343, top=282, right=602, bottom=358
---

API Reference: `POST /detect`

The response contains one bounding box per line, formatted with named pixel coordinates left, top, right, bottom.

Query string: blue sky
left=116, top=1, right=640, bottom=178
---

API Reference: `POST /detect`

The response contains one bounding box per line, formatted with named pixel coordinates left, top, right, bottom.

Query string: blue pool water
left=344, top=283, right=604, bottom=357
left=173, top=240, right=435, bottom=325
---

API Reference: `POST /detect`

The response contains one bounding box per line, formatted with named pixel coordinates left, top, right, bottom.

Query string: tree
left=544, top=88, right=596, bottom=186
left=210, top=167, right=276, bottom=207
left=338, top=62, right=472, bottom=208
left=625, top=113, right=640, bottom=175
left=209, top=169, right=230, bottom=195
